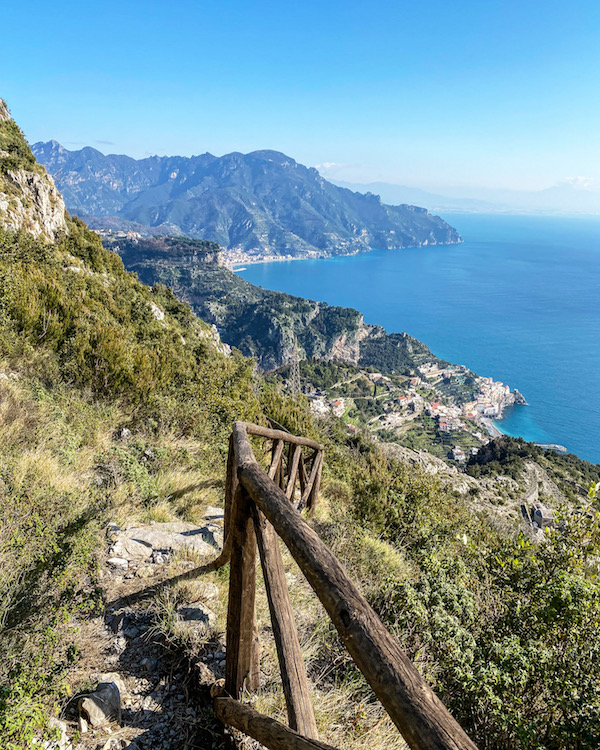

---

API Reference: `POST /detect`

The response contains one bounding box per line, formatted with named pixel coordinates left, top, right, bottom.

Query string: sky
left=2, top=0, right=600, bottom=191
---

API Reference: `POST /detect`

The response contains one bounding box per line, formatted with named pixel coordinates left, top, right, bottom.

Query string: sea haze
left=239, top=214, right=600, bottom=464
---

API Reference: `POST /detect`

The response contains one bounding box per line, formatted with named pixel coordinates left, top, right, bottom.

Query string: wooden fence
left=212, top=421, right=478, bottom=750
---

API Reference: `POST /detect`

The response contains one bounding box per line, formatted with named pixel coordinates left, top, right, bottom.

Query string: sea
left=238, top=214, right=600, bottom=464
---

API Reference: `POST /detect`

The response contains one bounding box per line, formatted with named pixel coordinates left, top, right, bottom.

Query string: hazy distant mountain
left=333, top=179, right=600, bottom=216
left=32, top=141, right=461, bottom=257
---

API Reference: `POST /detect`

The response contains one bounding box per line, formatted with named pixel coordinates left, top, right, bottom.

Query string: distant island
left=32, top=141, right=461, bottom=260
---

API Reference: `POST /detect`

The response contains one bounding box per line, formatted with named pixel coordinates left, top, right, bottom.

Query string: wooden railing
left=212, top=421, right=478, bottom=750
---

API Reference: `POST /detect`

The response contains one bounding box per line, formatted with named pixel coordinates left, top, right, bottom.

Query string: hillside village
left=298, top=359, right=526, bottom=462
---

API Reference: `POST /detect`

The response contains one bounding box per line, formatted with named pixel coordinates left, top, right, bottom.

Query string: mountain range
left=31, top=141, right=461, bottom=258
left=332, top=179, right=600, bottom=216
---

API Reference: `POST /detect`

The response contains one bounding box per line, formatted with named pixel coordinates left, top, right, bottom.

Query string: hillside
left=32, top=140, right=461, bottom=258
left=2, top=100, right=600, bottom=750
left=106, top=235, right=447, bottom=374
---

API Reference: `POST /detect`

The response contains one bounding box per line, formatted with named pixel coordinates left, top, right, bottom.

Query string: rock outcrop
left=0, top=99, right=67, bottom=241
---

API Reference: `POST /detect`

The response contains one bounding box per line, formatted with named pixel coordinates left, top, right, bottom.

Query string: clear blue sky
left=2, top=0, right=600, bottom=190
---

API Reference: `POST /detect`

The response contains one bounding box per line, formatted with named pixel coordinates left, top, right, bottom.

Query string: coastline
left=225, top=237, right=463, bottom=270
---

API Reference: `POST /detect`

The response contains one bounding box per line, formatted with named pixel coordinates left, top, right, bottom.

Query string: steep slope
left=108, top=235, right=443, bottom=373
left=33, top=141, right=461, bottom=257
left=0, top=101, right=66, bottom=240
left=3, top=103, right=600, bottom=750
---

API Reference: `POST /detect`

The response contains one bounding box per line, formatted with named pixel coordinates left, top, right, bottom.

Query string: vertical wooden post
left=286, top=444, right=302, bottom=500
left=269, top=439, right=285, bottom=480
left=225, top=483, right=259, bottom=697
left=298, top=452, right=308, bottom=502
left=253, top=508, right=319, bottom=739
left=307, top=451, right=323, bottom=516
left=300, top=451, right=321, bottom=509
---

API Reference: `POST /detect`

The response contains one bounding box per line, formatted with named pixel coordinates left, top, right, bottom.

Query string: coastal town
left=306, top=360, right=527, bottom=463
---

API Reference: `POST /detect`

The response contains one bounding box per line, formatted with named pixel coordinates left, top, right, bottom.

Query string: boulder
left=110, top=537, right=152, bottom=561
left=78, top=681, right=121, bottom=727
left=115, top=522, right=217, bottom=558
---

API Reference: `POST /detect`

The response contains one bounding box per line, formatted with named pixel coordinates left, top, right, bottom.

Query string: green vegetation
left=0, top=116, right=43, bottom=176
left=105, top=240, right=447, bottom=374
left=1, top=218, right=600, bottom=748
left=468, top=435, right=600, bottom=498
left=0, top=222, right=259, bottom=747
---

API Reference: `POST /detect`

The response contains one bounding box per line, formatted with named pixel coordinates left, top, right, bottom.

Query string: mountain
left=32, top=141, right=461, bottom=257
left=0, top=101, right=66, bottom=240
left=333, top=178, right=600, bottom=216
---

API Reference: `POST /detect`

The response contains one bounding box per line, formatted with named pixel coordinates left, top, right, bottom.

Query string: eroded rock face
left=0, top=167, right=67, bottom=241
left=0, top=98, right=67, bottom=241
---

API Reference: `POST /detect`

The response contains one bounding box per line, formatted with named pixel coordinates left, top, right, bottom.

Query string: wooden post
left=253, top=508, right=319, bottom=738
left=286, top=444, right=302, bottom=500
left=214, top=697, right=338, bottom=750
left=269, top=439, right=285, bottom=480
left=225, top=483, right=259, bottom=697
left=307, top=450, right=323, bottom=515
left=233, top=423, right=478, bottom=750
left=300, top=451, right=321, bottom=508
left=298, top=452, right=308, bottom=499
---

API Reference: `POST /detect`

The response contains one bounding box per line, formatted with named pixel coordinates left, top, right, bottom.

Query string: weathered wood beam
left=214, top=697, right=338, bottom=750
left=286, top=444, right=302, bottom=500
left=253, top=507, right=319, bottom=738
left=300, top=451, right=322, bottom=507
left=232, top=422, right=478, bottom=750
left=225, top=482, right=259, bottom=697
left=244, top=422, right=324, bottom=451
left=269, top=439, right=285, bottom=480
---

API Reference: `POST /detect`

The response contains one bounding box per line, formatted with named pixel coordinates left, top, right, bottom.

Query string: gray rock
left=117, top=428, right=132, bottom=440
left=107, top=557, right=129, bottom=570
left=110, top=537, right=152, bottom=561
left=177, top=603, right=217, bottom=633
left=96, top=673, right=127, bottom=699
left=79, top=682, right=121, bottom=727
left=115, top=522, right=216, bottom=558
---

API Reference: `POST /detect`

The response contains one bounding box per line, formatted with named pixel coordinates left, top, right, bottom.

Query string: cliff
left=108, top=236, right=443, bottom=373
left=33, top=141, right=461, bottom=258
left=0, top=100, right=67, bottom=241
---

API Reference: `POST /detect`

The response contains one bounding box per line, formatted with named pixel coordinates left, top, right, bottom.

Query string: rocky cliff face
left=0, top=100, right=67, bottom=241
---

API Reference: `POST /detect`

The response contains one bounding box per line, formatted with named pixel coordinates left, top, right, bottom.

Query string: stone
left=185, top=580, right=219, bottom=602
left=149, top=303, right=165, bottom=321
left=96, top=673, right=127, bottom=699
left=110, top=537, right=152, bottom=561
left=117, top=428, right=132, bottom=440
left=177, top=603, right=217, bottom=632
left=107, top=557, right=129, bottom=570
left=79, top=682, right=121, bottom=727
left=115, top=522, right=216, bottom=558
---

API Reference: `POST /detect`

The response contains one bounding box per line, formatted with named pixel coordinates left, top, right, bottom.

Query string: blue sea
left=239, top=214, right=600, bottom=464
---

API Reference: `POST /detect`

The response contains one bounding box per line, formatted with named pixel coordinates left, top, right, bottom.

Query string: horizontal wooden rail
left=244, top=422, right=324, bottom=451
left=230, top=421, right=477, bottom=750
left=214, top=696, right=338, bottom=750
